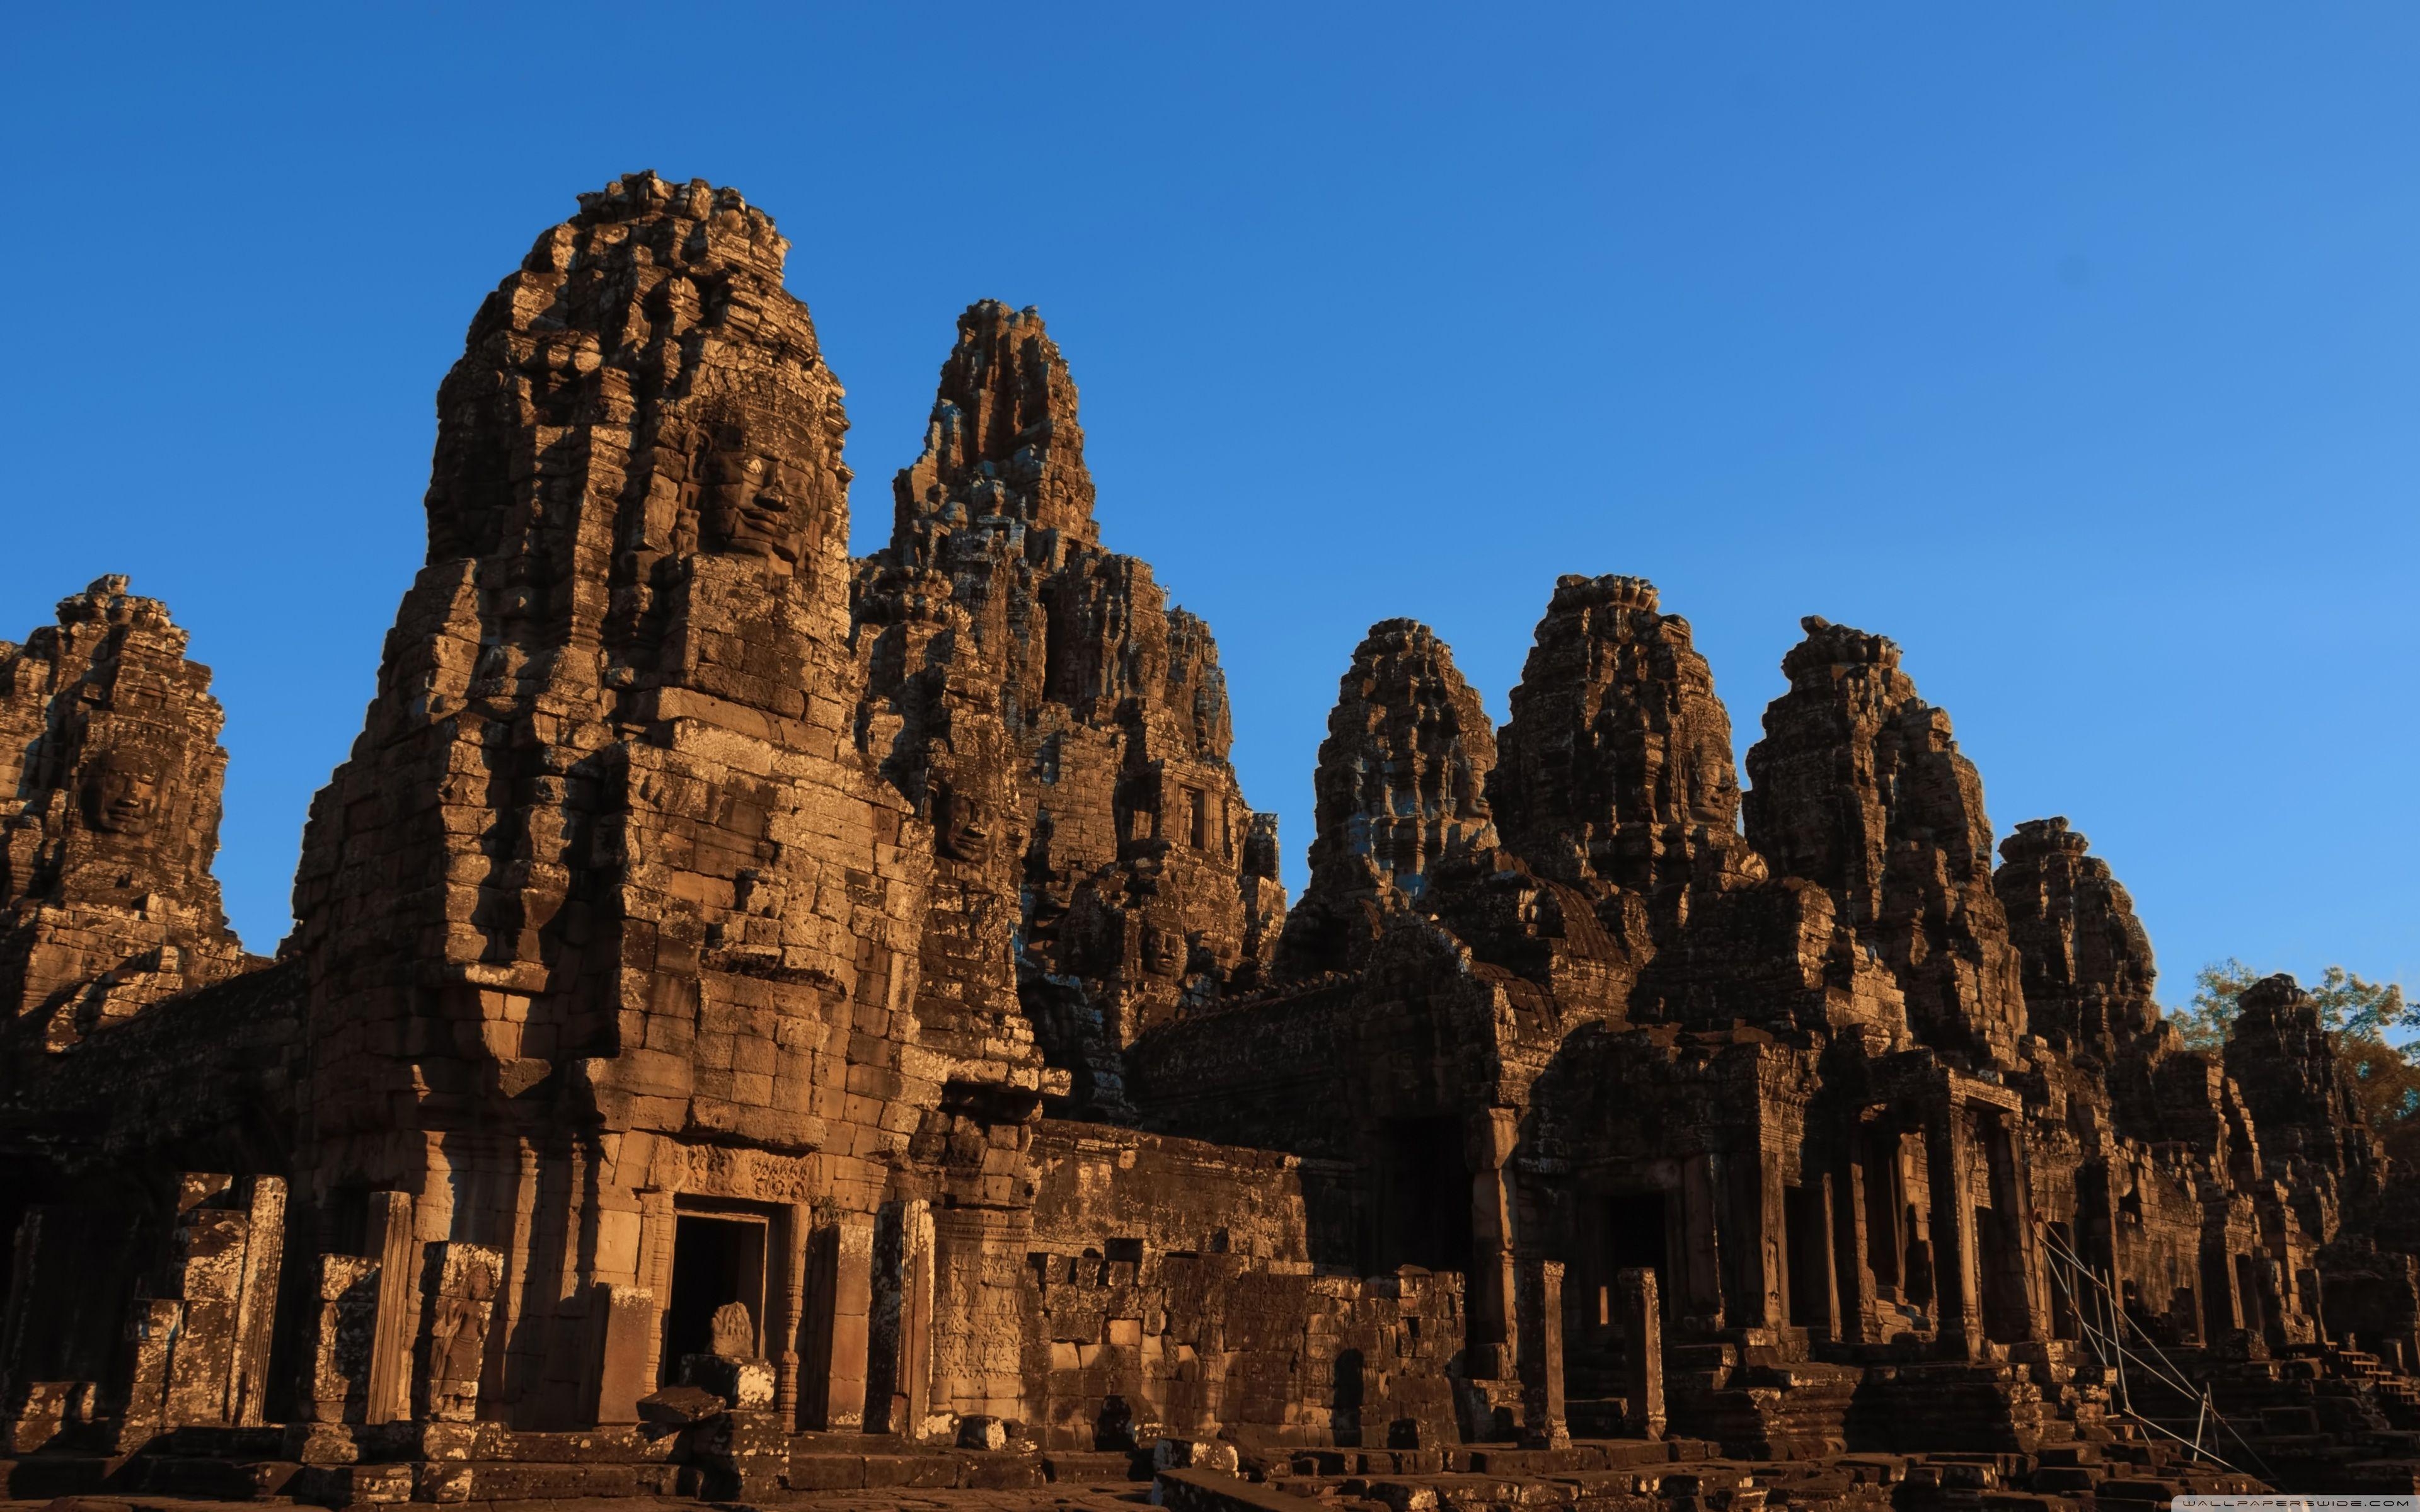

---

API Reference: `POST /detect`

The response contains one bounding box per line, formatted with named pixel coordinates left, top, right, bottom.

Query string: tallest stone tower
left=287, top=175, right=1020, bottom=1429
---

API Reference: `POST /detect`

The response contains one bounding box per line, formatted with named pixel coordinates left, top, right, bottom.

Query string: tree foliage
left=2169, top=959, right=2420, bottom=1167
left=2170, top=959, right=2411, bottom=1049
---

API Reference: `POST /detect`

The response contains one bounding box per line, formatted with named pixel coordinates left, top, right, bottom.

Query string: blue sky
left=6, top=5, right=2415, bottom=1005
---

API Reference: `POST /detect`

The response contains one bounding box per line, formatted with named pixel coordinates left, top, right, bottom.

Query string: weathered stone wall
left=1020, top=1120, right=1462, bottom=1449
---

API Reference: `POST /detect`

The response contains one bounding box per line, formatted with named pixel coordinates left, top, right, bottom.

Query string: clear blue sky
left=6, top=5, right=2415, bottom=1005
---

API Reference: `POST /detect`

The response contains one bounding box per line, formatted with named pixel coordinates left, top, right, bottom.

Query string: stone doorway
left=660, top=1209, right=769, bottom=1384
left=1603, top=1190, right=1669, bottom=1307
left=1784, top=1185, right=1830, bottom=1331
left=1377, top=1116, right=1471, bottom=1273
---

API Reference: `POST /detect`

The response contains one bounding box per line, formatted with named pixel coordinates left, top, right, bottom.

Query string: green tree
left=2170, top=958, right=2262, bottom=1050
left=2168, top=961, right=2420, bottom=1164
left=2170, top=959, right=2412, bottom=1049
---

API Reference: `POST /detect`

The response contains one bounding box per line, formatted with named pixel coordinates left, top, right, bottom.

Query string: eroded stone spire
left=0, top=577, right=250, bottom=1053
left=892, top=301, right=1098, bottom=549
left=1278, top=619, right=1497, bottom=976
left=1744, top=615, right=2025, bottom=1065
left=856, top=301, right=1281, bottom=1118
left=1994, top=816, right=2160, bottom=1063
left=1490, top=575, right=1753, bottom=941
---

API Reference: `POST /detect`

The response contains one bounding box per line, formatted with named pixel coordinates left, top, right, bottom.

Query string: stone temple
left=3, top=173, right=2418, bottom=1511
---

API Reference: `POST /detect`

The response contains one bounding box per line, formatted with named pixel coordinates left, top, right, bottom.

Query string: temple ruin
left=4, top=172, right=2417, bottom=1509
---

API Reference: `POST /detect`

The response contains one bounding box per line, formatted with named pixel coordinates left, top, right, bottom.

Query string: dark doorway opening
left=1378, top=1117, right=1470, bottom=1273
left=660, top=1211, right=769, bottom=1384
left=1603, top=1191, right=1669, bottom=1302
left=1784, top=1186, right=1829, bottom=1329
left=1863, top=1132, right=1903, bottom=1295
left=2045, top=1222, right=2080, bottom=1339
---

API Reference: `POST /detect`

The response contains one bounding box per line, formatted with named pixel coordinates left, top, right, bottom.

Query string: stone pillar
left=1616, top=1267, right=1665, bottom=1440
left=805, top=1211, right=875, bottom=1429
left=1925, top=1102, right=1982, bottom=1360
left=2296, top=1266, right=2329, bottom=1344
left=300, top=1256, right=381, bottom=1423
left=0, top=1208, right=46, bottom=1410
left=1734, top=1145, right=1787, bottom=1334
left=1866, top=1131, right=1905, bottom=1300
left=775, top=1203, right=809, bottom=1427
left=1808, top=1173, right=1841, bottom=1343
left=417, top=1243, right=500, bottom=1421
left=228, top=1177, right=287, bottom=1425
left=867, top=1199, right=935, bottom=1436
left=1466, top=1108, right=1521, bottom=1379
left=1833, top=1157, right=1875, bottom=1344
left=589, top=1285, right=655, bottom=1426
left=1979, top=1113, right=2046, bottom=1343
left=363, top=1191, right=421, bottom=1424
left=159, top=1183, right=250, bottom=1428
left=2196, top=1230, right=2240, bottom=1341
left=117, top=1173, right=276, bottom=1437
left=120, top=1298, right=184, bottom=1445
left=1516, top=1259, right=1569, bottom=1448
left=1677, top=1152, right=1726, bottom=1329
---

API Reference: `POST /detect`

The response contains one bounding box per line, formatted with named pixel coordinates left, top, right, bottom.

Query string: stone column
left=1807, top=1173, right=1840, bottom=1343
left=1677, top=1152, right=1726, bottom=1329
left=867, top=1199, right=935, bottom=1436
left=1733, top=1144, right=1788, bottom=1335
left=120, top=1298, right=184, bottom=1444
left=1516, top=1259, right=1569, bottom=1448
left=228, top=1176, right=287, bottom=1425
left=775, top=1203, right=809, bottom=1427
left=362, top=1191, right=421, bottom=1424
left=589, top=1285, right=655, bottom=1426
left=159, top=1184, right=250, bottom=1428
left=299, top=1256, right=381, bottom=1423
left=417, top=1244, right=501, bottom=1421
left=1866, top=1131, right=1905, bottom=1301
left=1466, top=1107, right=1521, bottom=1379
left=0, top=1208, right=47, bottom=1409
left=1925, top=1102, right=1982, bottom=1360
left=806, top=1211, right=875, bottom=1429
left=1979, top=1113, right=2046, bottom=1343
left=1616, top=1267, right=1664, bottom=1440
left=1832, top=1157, right=1875, bottom=1343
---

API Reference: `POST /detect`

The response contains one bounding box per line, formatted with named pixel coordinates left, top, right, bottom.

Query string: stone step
left=137, top=1456, right=302, bottom=1500
left=412, top=1457, right=685, bottom=1502
left=0, top=1454, right=131, bottom=1499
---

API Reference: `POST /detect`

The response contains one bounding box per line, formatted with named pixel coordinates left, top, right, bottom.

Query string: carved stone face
left=709, top=1300, right=756, bottom=1360
left=701, top=430, right=810, bottom=566
left=1141, top=920, right=1187, bottom=977
left=933, top=779, right=993, bottom=867
left=82, top=749, right=164, bottom=836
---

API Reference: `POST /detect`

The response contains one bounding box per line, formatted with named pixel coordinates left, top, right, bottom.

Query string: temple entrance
left=660, top=1209, right=770, bottom=1384
left=1377, top=1117, right=1470, bottom=1273
left=1602, top=1191, right=1669, bottom=1307
left=2045, top=1223, right=2080, bottom=1339
left=1784, top=1185, right=1829, bottom=1330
